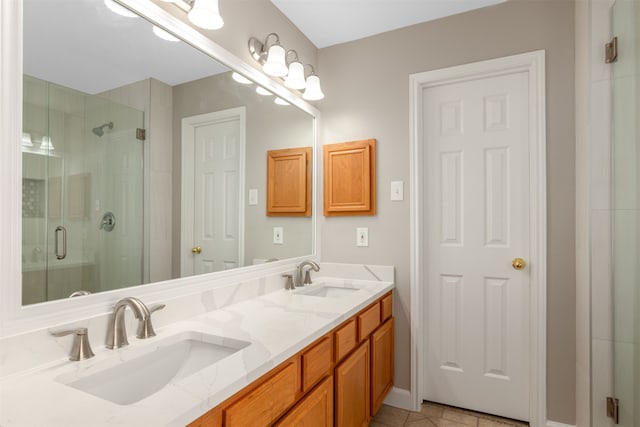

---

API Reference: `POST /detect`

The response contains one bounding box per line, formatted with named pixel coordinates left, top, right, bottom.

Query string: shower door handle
left=55, top=226, right=67, bottom=260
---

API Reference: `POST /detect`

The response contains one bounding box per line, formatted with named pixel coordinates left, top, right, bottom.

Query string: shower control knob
left=191, top=246, right=202, bottom=254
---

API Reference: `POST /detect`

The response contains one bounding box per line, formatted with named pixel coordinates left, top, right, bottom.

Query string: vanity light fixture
left=303, top=66, right=324, bottom=101
left=155, top=0, right=224, bottom=31
left=40, top=136, right=55, bottom=152
left=21, top=133, right=33, bottom=148
left=231, top=72, right=252, bottom=85
left=104, top=0, right=138, bottom=18
left=152, top=25, right=180, bottom=42
left=256, top=86, right=273, bottom=96
left=249, top=33, right=324, bottom=101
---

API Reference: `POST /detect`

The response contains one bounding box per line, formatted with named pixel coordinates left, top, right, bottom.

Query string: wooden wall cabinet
left=323, top=139, right=376, bottom=216
left=267, top=147, right=311, bottom=216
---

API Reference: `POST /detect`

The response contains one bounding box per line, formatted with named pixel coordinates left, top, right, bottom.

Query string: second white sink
left=57, top=331, right=250, bottom=405
left=294, top=284, right=361, bottom=298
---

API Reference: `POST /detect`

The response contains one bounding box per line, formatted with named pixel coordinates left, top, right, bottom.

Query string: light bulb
left=232, top=72, right=252, bottom=85
left=188, top=0, right=224, bottom=30
left=284, top=61, right=306, bottom=90
left=263, top=44, right=288, bottom=77
left=152, top=25, right=179, bottom=42
left=104, top=0, right=137, bottom=18
left=256, top=86, right=272, bottom=96
left=303, top=75, right=324, bottom=101
left=22, top=133, right=33, bottom=148
left=274, top=98, right=290, bottom=106
left=40, top=136, right=55, bottom=151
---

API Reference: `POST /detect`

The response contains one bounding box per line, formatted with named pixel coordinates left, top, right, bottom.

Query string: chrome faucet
left=294, top=260, right=320, bottom=287
left=106, top=297, right=165, bottom=349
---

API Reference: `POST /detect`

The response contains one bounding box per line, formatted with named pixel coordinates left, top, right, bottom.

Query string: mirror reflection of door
left=181, top=107, right=246, bottom=277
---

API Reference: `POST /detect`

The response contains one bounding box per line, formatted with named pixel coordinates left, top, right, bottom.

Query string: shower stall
left=22, top=75, right=144, bottom=304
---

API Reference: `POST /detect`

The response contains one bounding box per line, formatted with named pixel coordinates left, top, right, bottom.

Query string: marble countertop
left=0, top=276, right=393, bottom=427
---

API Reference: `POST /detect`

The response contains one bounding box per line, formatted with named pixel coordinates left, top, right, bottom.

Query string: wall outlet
left=356, top=227, right=369, bottom=247
left=390, top=181, right=404, bottom=201
left=273, top=227, right=284, bottom=244
left=248, top=189, right=258, bottom=205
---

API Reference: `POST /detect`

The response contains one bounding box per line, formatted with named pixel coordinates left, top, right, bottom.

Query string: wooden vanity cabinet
left=335, top=341, right=370, bottom=427
left=187, top=292, right=393, bottom=427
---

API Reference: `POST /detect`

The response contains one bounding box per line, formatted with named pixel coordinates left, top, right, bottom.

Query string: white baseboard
left=383, top=387, right=414, bottom=411
left=547, top=422, right=575, bottom=427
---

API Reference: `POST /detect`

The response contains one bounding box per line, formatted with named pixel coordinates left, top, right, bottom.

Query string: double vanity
left=0, top=263, right=394, bottom=426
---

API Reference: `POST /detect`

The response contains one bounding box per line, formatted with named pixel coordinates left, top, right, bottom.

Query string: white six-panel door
left=423, top=71, right=530, bottom=421
left=181, top=108, right=245, bottom=277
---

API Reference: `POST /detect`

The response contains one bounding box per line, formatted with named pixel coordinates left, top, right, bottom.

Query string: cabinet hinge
left=606, top=396, right=619, bottom=424
left=136, top=128, right=146, bottom=141
left=605, top=37, right=618, bottom=63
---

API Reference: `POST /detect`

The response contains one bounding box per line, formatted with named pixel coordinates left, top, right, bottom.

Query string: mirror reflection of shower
left=92, top=121, right=113, bottom=137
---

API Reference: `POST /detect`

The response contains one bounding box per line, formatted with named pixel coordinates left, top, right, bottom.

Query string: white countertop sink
left=56, top=331, right=250, bottom=406
left=294, top=284, right=362, bottom=298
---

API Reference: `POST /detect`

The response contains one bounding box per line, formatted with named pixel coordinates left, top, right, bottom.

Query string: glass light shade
left=303, top=75, right=325, bottom=101
left=256, top=86, right=272, bottom=96
left=274, top=97, right=290, bottom=106
left=21, top=132, right=33, bottom=148
left=263, top=44, right=288, bottom=77
left=104, top=0, right=137, bottom=18
left=40, top=136, right=54, bottom=151
left=232, top=72, right=252, bottom=85
left=284, top=61, right=306, bottom=89
left=188, top=0, right=224, bottom=30
left=152, top=25, right=179, bottom=42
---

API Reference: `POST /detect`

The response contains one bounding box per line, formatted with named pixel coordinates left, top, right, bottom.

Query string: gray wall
left=317, top=0, right=576, bottom=424
left=171, top=72, right=314, bottom=275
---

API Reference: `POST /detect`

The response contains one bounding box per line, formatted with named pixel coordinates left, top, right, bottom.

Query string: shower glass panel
left=22, top=76, right=144, bottom=304
left=611, top=0, right=639, bottom=425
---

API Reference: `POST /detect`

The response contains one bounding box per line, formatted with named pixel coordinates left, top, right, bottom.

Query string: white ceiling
left=270, top=0, right=507, bottom=48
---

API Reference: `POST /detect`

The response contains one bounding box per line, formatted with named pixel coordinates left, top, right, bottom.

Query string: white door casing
left=181, top=107, right=246, bottom=277
left=409, top=51, right=546, bottom=426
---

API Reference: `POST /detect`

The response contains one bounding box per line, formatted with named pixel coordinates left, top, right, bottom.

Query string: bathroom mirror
left=21, top=0, right=316, bottom=305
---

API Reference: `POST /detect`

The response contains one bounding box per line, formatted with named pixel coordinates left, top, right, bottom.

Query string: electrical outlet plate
left=356, top=227, right=369, bottom=247
left=273, top=227, right=283, bottom=244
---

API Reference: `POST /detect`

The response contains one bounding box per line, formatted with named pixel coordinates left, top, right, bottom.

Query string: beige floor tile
left=405, top=418, right=440, bottom=427
left=421, top=403, right=445, bottom=418
left=407, top=412, right=429, bottom=422
left=370, top=422, right=394, bottom=427
left=441, top=409, right=478, bottom=426
left=373, top=404, right=411, bottom=427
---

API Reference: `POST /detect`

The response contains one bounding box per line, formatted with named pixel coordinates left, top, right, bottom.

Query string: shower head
left=92, top=122, right=113, bottom=137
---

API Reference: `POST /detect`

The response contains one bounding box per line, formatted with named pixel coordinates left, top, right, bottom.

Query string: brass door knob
left=512, top=257, right=526, bottom=270
left=191, top=246, right=202, bottom=254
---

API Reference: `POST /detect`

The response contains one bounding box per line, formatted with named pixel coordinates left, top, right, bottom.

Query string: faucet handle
left=149, top=304, right=166, bottom=314
left=282, top=274, right=294, bottom=290
left=51, top=327, right=95, bottom=361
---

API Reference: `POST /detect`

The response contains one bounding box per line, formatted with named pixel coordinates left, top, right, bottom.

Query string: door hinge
left=605, top=37, right=618, bottom=63
left=606, top=396, right=619, bottom=424
left=136, top=128, right=146, bottom=141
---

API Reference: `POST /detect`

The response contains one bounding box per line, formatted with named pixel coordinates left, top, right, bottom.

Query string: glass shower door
left=610, top=0, right=639, bottom=425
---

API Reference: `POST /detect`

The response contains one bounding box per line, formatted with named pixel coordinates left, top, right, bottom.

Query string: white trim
left=409, top=51, right=547, bottom=426
left=181, top=107, right=246, bottom=276
left=0, top=0, right=320, bottom=337
left=383, top=387, right=414, bottom=411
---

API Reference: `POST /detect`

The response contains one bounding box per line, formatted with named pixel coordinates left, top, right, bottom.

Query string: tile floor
left=370, top=402, right=530, bottom=427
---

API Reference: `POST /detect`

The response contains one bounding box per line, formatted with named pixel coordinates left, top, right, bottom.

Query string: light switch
left=390, top=181, right=404, bottom=201
left=356, top=227, right=369, bottom=247
left=273, top=227, right=284, bottom=244
left=249, top=189, right=258, bottom=205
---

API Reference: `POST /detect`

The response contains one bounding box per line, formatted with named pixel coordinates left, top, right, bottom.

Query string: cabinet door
left=335, top=341, right=370, bottom=427
left=274, top=376, right=333, bottom=427
left=371, top=318, right=394, bottom=415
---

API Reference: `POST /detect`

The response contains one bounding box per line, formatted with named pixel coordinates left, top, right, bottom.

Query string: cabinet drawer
left=335, top=319, right=357, bottom=362
left=380, top=293, right=392, bottom=321
left=302, top=336, right=332, bottom=392
left=358, top=303, right=381, bottom=341
left=224, top=358, right=300, bottom=426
